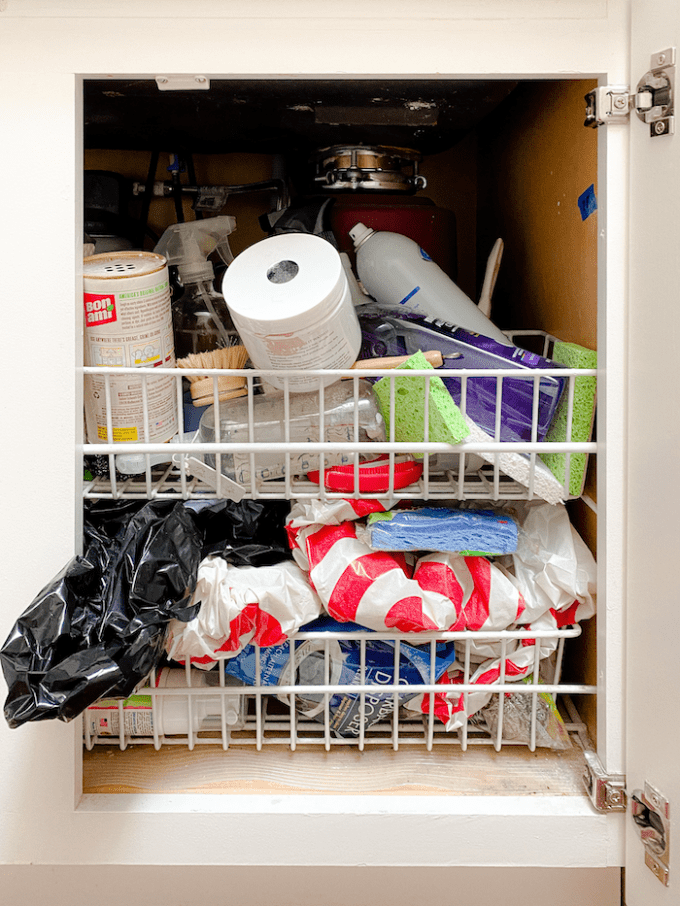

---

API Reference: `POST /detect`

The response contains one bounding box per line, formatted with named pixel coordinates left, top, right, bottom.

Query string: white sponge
left=462, top=416, right=565, bottom=505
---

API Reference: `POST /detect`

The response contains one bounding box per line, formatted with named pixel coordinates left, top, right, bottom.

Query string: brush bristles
left=176, top=345, right=250, bottom=406
left=176, top=345, right=249, bottom=377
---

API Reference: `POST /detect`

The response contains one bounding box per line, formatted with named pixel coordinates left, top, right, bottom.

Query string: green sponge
left=541, top=342, right=597, bottom=497
left=373, top=350, right=469, bottom=452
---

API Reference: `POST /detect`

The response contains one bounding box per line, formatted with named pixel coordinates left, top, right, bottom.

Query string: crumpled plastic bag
left=507, top=500, right=596, bottom=624
left=1, top=498, right=292, bottom=727
left=287, top=500, right=526, bottom=634
left=1, top=500, right=202, bottom=728
left=471, top=678, right=572, bottom=749
left=166, top=557, right=323, bottom=666
left=420, top=608, right=561, bottom=730
left=285, top=497, right=395, bottom=557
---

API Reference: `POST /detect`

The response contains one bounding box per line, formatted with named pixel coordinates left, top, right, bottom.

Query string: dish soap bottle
left=155, top=216, right=238, bottom=359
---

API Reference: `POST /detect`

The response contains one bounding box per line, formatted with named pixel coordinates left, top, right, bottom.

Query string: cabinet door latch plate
left=156, top=75, right=211, bottom=91
left=584, top=46, right=675, bottom=135
left=583, top=750, right=627, bottom=812
left=632, top=782, right=670, bottom=886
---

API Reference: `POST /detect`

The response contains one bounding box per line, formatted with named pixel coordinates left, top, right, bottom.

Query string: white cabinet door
left=625, top=2, right=680, bottom=905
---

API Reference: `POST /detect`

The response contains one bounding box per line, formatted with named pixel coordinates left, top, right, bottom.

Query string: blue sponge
left=366, top=507, right=519, bottom=555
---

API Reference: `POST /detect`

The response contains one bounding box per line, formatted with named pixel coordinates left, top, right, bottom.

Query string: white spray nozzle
left=349, top=222, right=374, bottom=250
left=155, top=215, right=237, bottom=283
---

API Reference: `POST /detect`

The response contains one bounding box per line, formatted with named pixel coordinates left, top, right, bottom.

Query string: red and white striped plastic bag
left=289, top=504, right=526, bottom=634
left=286, top=497, right=395, bottom=572
left=166, top=556, right=323, bottom=667
left=420, top=610, right=562, bottom=731
left=414, top=553, right=526, bottom=632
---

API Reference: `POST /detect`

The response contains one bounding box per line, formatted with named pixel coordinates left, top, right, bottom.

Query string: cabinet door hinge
left=583, top=750, right=627, bottom=812
left=584, top=47, right=675, bottom=136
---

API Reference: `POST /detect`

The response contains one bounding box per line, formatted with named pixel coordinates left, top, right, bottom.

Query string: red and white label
left=84, top=292, right=117, bottom=326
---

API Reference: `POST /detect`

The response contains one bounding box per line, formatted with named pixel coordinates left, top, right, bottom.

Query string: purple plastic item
left=358, top=308, right=566, bottom=443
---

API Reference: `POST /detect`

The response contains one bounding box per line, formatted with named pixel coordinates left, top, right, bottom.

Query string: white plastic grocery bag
left=166, top=557, right=323, bottom=667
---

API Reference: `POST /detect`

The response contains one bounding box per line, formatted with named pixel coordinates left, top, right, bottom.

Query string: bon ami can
left=83, top=251, right=178, bottom=444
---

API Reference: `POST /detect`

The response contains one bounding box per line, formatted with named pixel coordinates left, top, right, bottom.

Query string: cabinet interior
left=81, top=75, right=599, bottom=796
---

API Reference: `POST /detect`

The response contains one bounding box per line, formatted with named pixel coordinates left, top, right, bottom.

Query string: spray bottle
left=155, top=216, right=238, bottom=359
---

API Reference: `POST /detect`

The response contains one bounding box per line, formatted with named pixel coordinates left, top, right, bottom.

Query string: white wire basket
left=80, top=331, right=596, bottom=507
left=83, top=627, right=595, bottom=754
left=80, top=330, right=597, bottom=756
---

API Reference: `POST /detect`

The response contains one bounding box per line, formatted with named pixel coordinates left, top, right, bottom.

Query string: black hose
left=186, top=153, right=203, bottom=219
left=138, top=149, right=159, bottom=248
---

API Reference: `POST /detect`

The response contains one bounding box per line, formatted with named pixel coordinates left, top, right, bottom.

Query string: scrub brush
left=177, top=345, right=249, bottom=407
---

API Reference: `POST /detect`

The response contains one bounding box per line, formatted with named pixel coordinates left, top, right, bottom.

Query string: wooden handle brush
left=177, top=345, right=249, bottom=407
left=348, top=350, right=444, bottom=370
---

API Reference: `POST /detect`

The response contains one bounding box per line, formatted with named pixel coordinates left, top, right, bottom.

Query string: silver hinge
left=584, top=46, right=675, bottom=136
left=583, top=750, right=627, bottom=812
left=155, top=75, right=211, bottom=91
left=632, top=782, right=670, bottom=886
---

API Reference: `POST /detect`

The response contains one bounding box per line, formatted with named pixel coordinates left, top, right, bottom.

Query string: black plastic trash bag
left=1, top=497, right=291, bottom=728
left=187, top=498, right=291, bottom=565
left=1, top=500, right=202, bottom=728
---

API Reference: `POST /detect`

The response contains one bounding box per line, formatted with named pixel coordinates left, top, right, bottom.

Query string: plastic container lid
left=83, top=250, right=167, bottom=280
left=222, top=233, right=347, bottom=334
left=307, top=455, right=423, bottom=492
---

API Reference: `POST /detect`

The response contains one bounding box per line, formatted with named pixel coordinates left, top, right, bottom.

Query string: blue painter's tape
left=398, top=285, right=421, bottom=306
left=578, top=184, right=598, bottom=221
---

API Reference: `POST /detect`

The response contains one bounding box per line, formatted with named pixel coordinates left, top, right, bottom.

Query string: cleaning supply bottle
left=85, top=668, right=246, bottom=739
left=155, top=216, right=238, bottom=359
left=196, top=378, right=385, bottom=486
left=349, top=222, right=512, bottom=345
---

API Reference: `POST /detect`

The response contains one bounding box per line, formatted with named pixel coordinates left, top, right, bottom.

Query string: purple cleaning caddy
left=358, top=308, right=567, bottom=443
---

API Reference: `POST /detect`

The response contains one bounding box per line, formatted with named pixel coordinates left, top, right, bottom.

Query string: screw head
left=657, top=53, right=666, bottom=65
left=614, top=95, right=627, bottom=109
left=195, top=76, right=207, bottom=84
left=655, top=120, right=666, bottom=134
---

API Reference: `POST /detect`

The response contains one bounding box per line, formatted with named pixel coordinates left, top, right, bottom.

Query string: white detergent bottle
left=349, top=222, right=512, bottom=345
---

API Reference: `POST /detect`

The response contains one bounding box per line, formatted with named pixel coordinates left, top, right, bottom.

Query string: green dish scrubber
left=541, top=341, right=597, bottom=497
left=373, top=350, right=469, bottom=452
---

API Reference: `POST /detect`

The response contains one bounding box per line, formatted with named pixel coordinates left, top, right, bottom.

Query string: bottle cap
left=348, top=222, right=374, bottom=250
left=177, top=260, right=215, bottom=284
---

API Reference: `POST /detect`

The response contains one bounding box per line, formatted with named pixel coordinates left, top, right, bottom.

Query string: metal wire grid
left=80, top=331, right=596, bottom=756
left=83, top=626, right=595, bottom=754
left=80, top=331, right=596, bottom=506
